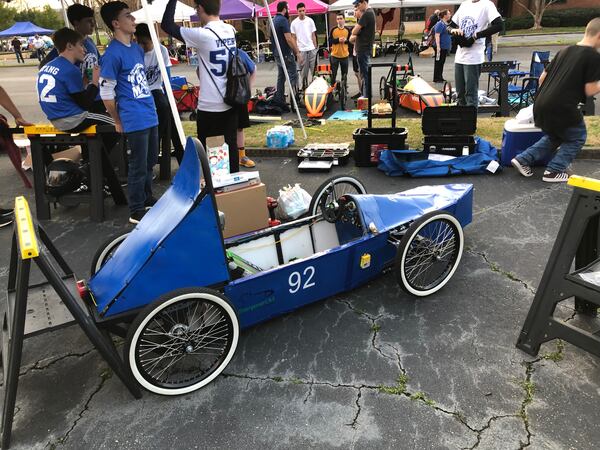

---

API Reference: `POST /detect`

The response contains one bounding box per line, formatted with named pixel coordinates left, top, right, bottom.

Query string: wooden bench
left=23, top=124, right=127, bottom=222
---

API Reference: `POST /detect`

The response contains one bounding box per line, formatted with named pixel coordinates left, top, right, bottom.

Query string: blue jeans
left=274, top=53, right=298, bottom=105
left=517, top=121, right=587, bottom=172
left=455, top=63, right=481, bottom=108
left=357, top=52, right=370, bottom=97
left=125, top=126, right=159, bottom=214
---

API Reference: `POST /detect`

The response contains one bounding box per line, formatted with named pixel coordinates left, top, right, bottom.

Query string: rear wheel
left=379, top=76, right=390, bottom=100
left=125, top=288, right=239, bottom=396
left=338, top=77, right=347, bottom=111
left=309, top=175, right=367, bottom=218
left=395, top=211, right=464, bottom=297
left=90, top=232, right=129, bottom=276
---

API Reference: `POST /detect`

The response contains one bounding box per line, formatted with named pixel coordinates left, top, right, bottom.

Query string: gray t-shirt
left=356, top=8, right=375, bottom=54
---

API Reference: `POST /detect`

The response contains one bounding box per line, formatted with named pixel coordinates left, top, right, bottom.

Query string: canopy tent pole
left=140, top=0, right=186, bottom=148
left=60, top=0, right=69, bottom=27
left=324, top=12, right=329, bottom=48
left=262, top=0, right=307, bottom=139
left=254, top=12, right=260, bottom=64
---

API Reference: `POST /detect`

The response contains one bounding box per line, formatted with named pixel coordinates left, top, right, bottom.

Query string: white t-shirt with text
left=452, top=0, right=500, bottom=65
left=144, top=45, right=172, bottom=92
left=181, top=21, right=236, bottom=112
left=290, top=17, right=316, bottom=52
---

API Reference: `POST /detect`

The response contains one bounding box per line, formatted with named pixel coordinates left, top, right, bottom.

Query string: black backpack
left=203, top=28, right=251, bottom=107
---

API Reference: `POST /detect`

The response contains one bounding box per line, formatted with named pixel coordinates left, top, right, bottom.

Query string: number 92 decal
left=288, top=266, right=316, bottom=294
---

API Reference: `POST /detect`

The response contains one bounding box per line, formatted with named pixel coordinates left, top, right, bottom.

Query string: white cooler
left=501, top=119, right=548, bottom=167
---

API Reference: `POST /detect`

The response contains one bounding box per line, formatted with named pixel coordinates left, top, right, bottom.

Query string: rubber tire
left=309, top=175, right=367, bottom=217
left=339, top=78, right=347, bottom=111
left=90, top=232, right=130, bottom=276
left=395, top=211, right=464, bottom=297
left=125, top=288, right=239, bottom=396
left=379, top=76, right=389, bottom=100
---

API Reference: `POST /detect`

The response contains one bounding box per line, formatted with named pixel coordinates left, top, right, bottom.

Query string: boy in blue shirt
left=100, top=1, right=159, bottom=224
left=36, top=27, right=114, bottom=132
left=41, top=4, right=104, bottom=113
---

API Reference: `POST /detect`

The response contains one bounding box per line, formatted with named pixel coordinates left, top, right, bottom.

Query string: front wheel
left=395, top=211, right=464, bottom=297
left=90, top=232, right=130, bottom=276
left=309, top=175, right=367, bottom=218
left=125, top=288, right=239, bottom=396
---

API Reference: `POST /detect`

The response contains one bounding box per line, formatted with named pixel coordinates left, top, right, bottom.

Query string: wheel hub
left=170, top=323, right=189, bottom=336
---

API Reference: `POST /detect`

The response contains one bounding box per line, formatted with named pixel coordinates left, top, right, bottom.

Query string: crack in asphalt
left=468, top=249, right=536, bottom=295
left=45, top=368, right=112, bottom=449
left=347, top=387, right=362, bottom=429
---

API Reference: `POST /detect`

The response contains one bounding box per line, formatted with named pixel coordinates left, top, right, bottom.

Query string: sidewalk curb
left=504, top=31, right=583, bottom=38
left=247, top=147, right=600, bottom=159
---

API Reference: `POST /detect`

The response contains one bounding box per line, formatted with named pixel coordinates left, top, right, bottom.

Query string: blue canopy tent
left=0, top=21, right=54, bottom=37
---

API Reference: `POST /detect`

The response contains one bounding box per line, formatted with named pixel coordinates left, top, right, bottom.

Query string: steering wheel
left=320, top=194, right=342, bottom=223
left=339, top=196, right=360, bottom=226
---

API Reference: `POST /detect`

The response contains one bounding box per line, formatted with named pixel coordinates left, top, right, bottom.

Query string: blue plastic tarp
left=0, top=21, right=54, bottom=37
left=378, top=137, right=501, bottom=178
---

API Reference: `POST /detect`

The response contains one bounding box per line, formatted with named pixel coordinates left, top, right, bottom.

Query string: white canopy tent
left=328, top=0, right=464, bottom=11
left=132, top=0, right=196, bottom=23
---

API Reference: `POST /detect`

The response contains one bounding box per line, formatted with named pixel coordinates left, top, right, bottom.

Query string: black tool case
left=422, top=106, right=477, bottom=156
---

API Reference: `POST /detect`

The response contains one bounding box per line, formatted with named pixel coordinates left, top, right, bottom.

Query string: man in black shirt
left=512, top=18, right=600, bottom=183
left=11, top=37, right=24, bottom=64
left=350, top=0, right=375, bottom=97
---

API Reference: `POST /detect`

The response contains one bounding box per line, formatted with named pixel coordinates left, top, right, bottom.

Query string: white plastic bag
left=277, top=184, right=312, bottom=219
left=516, top=105, right=534, bottom=124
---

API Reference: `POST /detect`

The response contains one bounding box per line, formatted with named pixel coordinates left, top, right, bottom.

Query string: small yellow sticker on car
left=360, top=253, right=371, bottom=269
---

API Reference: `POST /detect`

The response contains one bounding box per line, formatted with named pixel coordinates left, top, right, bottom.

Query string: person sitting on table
left=36, top=27, right=115, bottom=133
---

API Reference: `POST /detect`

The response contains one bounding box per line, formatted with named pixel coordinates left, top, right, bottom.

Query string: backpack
left=205, top=28, right=251, bottom=107
left=378, top=137, right=501, bottom=177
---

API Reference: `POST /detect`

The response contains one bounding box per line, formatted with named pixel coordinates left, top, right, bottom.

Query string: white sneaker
left=511, top=158, right=533, bottom=177
left=542, top=171, right=569, bottom=183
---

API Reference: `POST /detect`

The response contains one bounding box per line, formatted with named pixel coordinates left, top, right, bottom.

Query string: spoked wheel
left=379, top=76, right=391, bottom=100
left=90, top=232, right=130, bottom=276
left=395, top=211, right=464, bottom=297
left=442, top=81, right=453, bottom=103
left=338, top=77, right=347, bottom=111
left=309, top=175, right=367, bottom=218
left=125, top=288, right=239, bottom=396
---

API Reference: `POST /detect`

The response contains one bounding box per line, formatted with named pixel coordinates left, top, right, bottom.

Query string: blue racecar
left=86, top=138, right=473, bottom=396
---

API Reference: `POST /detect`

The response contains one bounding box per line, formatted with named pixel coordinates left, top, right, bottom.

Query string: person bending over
left=100, top=2, right=159, bottom=224
left=511, top=18, right=600, bottom=183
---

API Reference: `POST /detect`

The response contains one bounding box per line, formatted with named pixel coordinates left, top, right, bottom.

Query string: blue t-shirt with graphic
left=236, top=49, right=255, bottom=74
left=100, top=40, right=157, bottom=133
left=37, top=56, right=85, bottom=120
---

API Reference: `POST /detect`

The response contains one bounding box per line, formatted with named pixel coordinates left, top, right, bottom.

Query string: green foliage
left=0, top=2, right=17, bottom=30
left=371, top=323, right=381, bottom=333
left=14, top=5, right=63, bottom=31
left=505, top=8, right=600, bottom=30
left=410, top=391, right=435, bottom=406
left=378, top=373, right=409, bottom=395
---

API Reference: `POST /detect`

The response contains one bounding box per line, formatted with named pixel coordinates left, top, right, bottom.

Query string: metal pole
left=325, top=12, right=329, bottom=48
left=60, top=0, right=69, bottom=27
left=140, top=0, right=187, bottom=148
left=261, top=1, right=307, bottom=139
left=254, top=8, right=261, bottom=64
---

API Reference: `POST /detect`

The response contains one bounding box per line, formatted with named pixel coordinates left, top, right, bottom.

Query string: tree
left=514, top=0, right=560, bottom=30
left=14, top=5, right=63, bottom=30
left=0, top=2, right=16, bottom=30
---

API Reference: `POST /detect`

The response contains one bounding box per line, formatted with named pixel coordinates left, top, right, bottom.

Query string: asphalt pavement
left=1, top=151, right=600, bottom=449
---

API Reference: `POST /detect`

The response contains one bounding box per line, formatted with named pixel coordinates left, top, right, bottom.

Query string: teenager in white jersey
left=448, top=0, right=502, bottom=107
left=162, top=0, right=239, bottom=172
left=291, top=3, right=318, bottom=91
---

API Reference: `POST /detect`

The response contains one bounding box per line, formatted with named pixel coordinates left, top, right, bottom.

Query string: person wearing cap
left=349, top=0, right=375, bottom=98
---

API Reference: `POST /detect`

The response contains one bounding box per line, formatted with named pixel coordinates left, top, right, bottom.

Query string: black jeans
left=433, top=49, right=448, bottom=82
left=196, top=108, right=239, bottom=173
left=152, top=90, right=184, bottom=164
left=331, top=56, right=348, bottom=84
left=14, top=49, right=23, bottom=63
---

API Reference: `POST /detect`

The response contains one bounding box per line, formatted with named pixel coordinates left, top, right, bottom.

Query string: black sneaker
left=129, top=209, right=147, bottom=224
left=0, top=208, right=13, bottom=228
left=511, top=158, right=533, bottom=177
left=144, top=196, right=158, bottom=210
left=542, top=170, right=569, bottom=183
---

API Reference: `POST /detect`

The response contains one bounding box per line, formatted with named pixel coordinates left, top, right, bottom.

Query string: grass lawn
left=505, top=27, right=585, bottom=35
left=183, top=116, right=600, bottom=150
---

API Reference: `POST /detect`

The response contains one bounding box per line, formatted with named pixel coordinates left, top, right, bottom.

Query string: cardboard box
left=215, top=183, right=269, bottom=238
